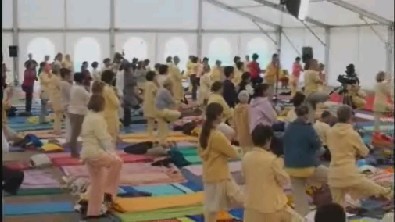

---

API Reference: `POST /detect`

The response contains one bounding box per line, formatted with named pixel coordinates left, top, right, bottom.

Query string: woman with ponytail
left=198, top=102, right=243, bottom=222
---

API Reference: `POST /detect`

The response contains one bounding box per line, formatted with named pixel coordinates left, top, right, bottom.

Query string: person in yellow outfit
left=210, top=60, right=222, bottom=83
left=198, top=102, right=243, bottom=222
left=43, top=64, right=63, bottom=134
left=233, top=91, right=253, bottom=154
left=207, top=81, right=233, bottom=124
left=143, top=71, right=159, bottom=137
left=327, top=105, right=393, bottom=208
left=168, top=56, right=184, bottom=107
left=39, top=63, right=51, bottom=124
left=62, top=54, right=74, bottom=75
left=100, top=70, right=121, bottom=146
left=198, top=66, right=211, bottom=109
left=373, top=71, right=394, bottom=132
left=265, top=53, right=281, bottom=96
left=243, top=124, right=301, bottom=222
left=232, top=62, right=244, bottom=86
left=155, top=79, right=181, bottom=146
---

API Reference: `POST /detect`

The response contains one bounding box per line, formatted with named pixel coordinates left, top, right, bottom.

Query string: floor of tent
left=3, top=87, right=394, bottom=222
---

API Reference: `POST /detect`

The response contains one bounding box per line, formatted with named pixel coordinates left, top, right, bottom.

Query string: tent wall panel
left=202, top=34, right=239, bottom=66
left=66, top=0, right=110, bottom=28
left=2, top=32, right=14, bottom=84
left=2, top=0, right=13, bottom=28
left=115, top=33, right=156, bottom=64
left=18, top=0, right=64, bottom=28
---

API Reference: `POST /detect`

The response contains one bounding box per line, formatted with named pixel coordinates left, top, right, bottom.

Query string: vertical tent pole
left=110, top=0, right=116, bottom=56
left=386, top=25, right=394, bottom=77
left=12, top=0, right=19, bottom=85
left=324, top=27, right=331, bottom=83
left=197, top=0, right=203, bottom=58
left=63, top=0, right=67, bottom=53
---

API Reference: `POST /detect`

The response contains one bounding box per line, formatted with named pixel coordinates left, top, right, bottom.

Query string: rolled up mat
left=4, top=201, right=74, bottom=215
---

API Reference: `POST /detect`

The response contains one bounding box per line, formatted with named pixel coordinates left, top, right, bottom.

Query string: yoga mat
left=363, top=125, right=394, bottom=132
left=133, top=184, right=185, bottom=196
left=14, top=188, right=65, bottom=196
left=114, top=192, right=203, bottom=213
left=183, top=161, right=241, bottom=176
left=4, top=201, right=74, bottom=215
left=52, top=154, right=153, bottom=166
left=184, top=156, right=202, bottom=165
left=21, top=170, right=60, bottom=189
left=120, top=132, right=188, bottom=139
left=116, top=205, right=203, bottom=222
left=122, top=136, right=198, bottom=143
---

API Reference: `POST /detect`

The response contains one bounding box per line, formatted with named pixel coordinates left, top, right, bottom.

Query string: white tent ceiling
left=209, top=0, right=393, bottom=28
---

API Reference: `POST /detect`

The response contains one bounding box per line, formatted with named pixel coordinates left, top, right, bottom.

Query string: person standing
left=290, top=57, right=303, bottom=96
left=123, top=63, right=139, bottom=127
left=39, top=63, right=52, bottom=124
left=169, top=56, right=184, bottom=107
left=249, top=53, right=262, bottom=88
left=59, top=68, right=72, bottom=144
left=265, top=54, right=281, bottom=97
left=22, top=61, right=37, bottom=115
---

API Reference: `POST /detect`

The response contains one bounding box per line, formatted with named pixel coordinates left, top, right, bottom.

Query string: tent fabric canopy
left=209, top=0, right=394, bottom=28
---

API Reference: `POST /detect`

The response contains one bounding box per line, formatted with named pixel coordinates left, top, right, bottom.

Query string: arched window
left=246, top=38, right=269, bottom=68
left=74, top=37, right=101, bottom=72
left=164, top=37, right=189, bottom=71
left=208, top=38, right=232, bottom=66
left=123, top=37, right=148, bottom=61
left=26, top=37, right=56, bottom=64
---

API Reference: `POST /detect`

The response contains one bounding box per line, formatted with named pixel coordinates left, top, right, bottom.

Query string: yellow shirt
left=210, top=66, right=222, bottom=83
left=168, top=63, right=184, bottom=102
left=314, top=120, right=331, bottom=146
left=374, top=81, right=392, bottom=112
left=198, top=74, right=211, bottom=105
left=198, top=129, right=239, bottom=183
left=102, top=85, right=121, bottom=140
left=243, top=148, right=289, bottom=213
left=232, top=69, right=242, bottom=86
left=207, top=93, right=233, bottom=122
left=46, top=74, right=62, bottom=112
left=233, top=104, right=253, bottom=149
left=80, top=111, right=113, bottom=160
left=39, top=72, right=52, bottom=100
left=143, top=81, right=158, bottom=118
left=327, top=123, right=370, bottom=188
left=265, top=63, right=280, bottom=85
left=304, top=70, right=321, bottom=96
left=285, top=107, right=297, bottom=123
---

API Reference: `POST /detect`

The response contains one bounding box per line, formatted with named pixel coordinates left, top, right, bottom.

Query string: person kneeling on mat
left=155, top=79, right=181, bottom=147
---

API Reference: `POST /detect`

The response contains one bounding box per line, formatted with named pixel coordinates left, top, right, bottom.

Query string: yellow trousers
left=156, top=109, right=181, bottom=145
left=244, top=207, right=293, bottom=222
left=53, top=111, right=63, bottom=134
left=146, top=117, right=157, bottom=137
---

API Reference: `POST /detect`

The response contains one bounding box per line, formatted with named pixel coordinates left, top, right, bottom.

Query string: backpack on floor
left=124, top=141, right=154, bottom=155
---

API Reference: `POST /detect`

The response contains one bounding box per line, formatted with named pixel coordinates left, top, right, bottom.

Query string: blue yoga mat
left=4, top=201, right=74, bottom=215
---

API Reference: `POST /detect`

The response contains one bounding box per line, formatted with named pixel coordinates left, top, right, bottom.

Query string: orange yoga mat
left=115, top=192, right=203, bottom=213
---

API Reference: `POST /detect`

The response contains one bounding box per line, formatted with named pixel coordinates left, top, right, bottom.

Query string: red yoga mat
left=4, top=162, right=32, bottom=171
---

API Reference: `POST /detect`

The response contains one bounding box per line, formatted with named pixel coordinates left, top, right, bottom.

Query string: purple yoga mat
left=21, top=170, right=61, bottom=188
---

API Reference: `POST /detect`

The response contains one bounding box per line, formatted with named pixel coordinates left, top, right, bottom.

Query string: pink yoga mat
left=51, top=153, right=153, bottom=166
left=21, top=169, right=60, bottom=188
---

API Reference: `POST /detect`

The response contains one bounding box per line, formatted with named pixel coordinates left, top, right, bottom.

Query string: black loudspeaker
left=302, top=47, right=313, bottom=63
left=282, top=0, right=302, bottom=19
left=9, top=45, right=18, bottom=57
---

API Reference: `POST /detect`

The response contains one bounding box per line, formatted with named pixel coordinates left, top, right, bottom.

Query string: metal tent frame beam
left=327, top=0, right=393, bottom=26
left=204, top=0, right=280, bottom=29
left=252, top=0, right=330, bottom=28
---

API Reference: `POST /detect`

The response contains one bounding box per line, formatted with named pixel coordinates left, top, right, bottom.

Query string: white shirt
left=157, top=74, right=169, bottom=88
left=115, top=70, right=124, bottom=97
left=68, top=84, right=90, bottom=115
left=2, top=130, right=9, bottom=153
left=91, top=69, right=101, bottom=81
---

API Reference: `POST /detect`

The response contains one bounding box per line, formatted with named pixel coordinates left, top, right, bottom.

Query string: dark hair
left=215, top=60, right=221, bottom=65
left=252, top=53, right=259, bottom=60
left=233, top=56, right=241, bottom=64
left=144, top=59, right=150, bottom=65
left=60, top=68, right=71, bottom=79
left=376, top=71, right=385, bottom=82
left=211, top=81, right=223, bottom=92
left=295, top=57, right=301, bottom=61
left=199, top=103, right=224, bottom=149
left=337, top=105, right=353, bottom=123
left=202, top=57, right=209, bottom=62
left=146, top=70, right=156, bottom=81
left=73, top=72, right=84, bottom=84
left=315, top=203, right=346, bottom=222
left=91, top=62, right=99, bottom=68
left=39, top=62, right=46, bottom=68
left=224, top=66, right=234, bottom=78
left=103, top=58, right=111, bottom=64
left=236, top=62, right=244, bottom=70
left=191, top=56, right=198, bottom=63
left=132, top=58, right=138, bottom=64
left=101, top=70, right=115, bottom=84
left=154, top=63, right=161, bottom=70
left=166, top=56, right=173, bottom=63
left=321, top=110, right=331, bottom=119
left=88, top=94, right=105, bottom=112
left=272, top=53, right=278, bottom=59
left=295, top=105, right=309, bottom=117
left=239, top=72, right=251, bottom=91
left=291, top=91, right=306, bottom=107
left=252, top=83, right=269, bottom=98
left=158, top=64, right=168, bottom=75
left=91, top=81, right=105, bottom=95
left=251, top=124, right=274, bottom=147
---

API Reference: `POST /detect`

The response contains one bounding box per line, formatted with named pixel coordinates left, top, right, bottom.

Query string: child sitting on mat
left=143, top=71, right=159, bottom=138
left=233, top=90, right=253, bottom=154
left=198, top=102, right=243, bottom=222
left=80, top=94, right=122, bottom=219
left=155, top=79, right=181, bottom=147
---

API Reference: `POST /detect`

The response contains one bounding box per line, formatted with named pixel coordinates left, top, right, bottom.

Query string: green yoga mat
left=116, top=205, right=202, bottom=222
left=363, top=125, right=394, bottom=132
left=4, top=201, right=74, bottom=215
left=15, top=188, right=65, bottom=196
left=185, top=156, right=202, bottom=165
left=179, top=148, right=198, bottom=156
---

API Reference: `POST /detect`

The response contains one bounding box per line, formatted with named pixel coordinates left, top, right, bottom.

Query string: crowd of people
left=1, top=50, right=394, bottom=221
